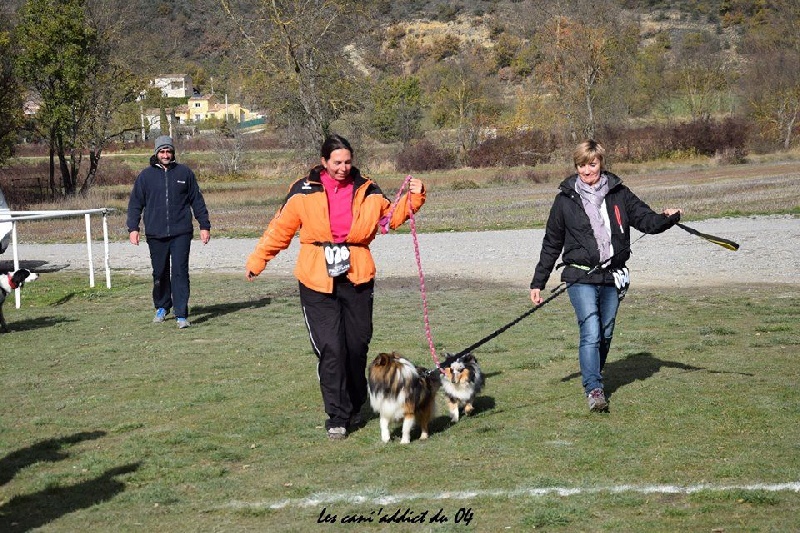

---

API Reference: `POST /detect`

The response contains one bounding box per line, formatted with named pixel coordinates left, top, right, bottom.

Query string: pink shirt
left=320, top=170, right=354, bottom=243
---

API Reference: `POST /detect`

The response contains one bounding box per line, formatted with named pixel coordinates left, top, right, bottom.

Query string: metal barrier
left=0, top=208, right=114, bottom=308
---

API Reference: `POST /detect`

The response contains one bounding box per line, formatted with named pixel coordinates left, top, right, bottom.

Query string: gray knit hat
left=154, top=135, right=174, bottom=154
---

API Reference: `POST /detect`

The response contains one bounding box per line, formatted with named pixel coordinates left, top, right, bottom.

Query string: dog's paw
left=419, top=431, right=429, bottom=440
left=400, top=437, right=411, bottom=444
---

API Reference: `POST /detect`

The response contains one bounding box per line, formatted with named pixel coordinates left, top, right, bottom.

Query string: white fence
left=0, top=208, right=114, bottom=308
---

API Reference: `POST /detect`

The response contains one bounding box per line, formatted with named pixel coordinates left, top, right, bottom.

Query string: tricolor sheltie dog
left=0, top=268, right=39, bottom=333
left=368, top=352, right=440, bottom=444
left=439, top=352, right=485, bottom=422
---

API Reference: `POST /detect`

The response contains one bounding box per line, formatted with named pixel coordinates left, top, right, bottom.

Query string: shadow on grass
left=560, top=351, right=754, bottom=397
left=427, top=395, right=498, bottom=438
left=0, top=431, right=141, bottom=531
left=351, top=395, right=497, bottom=440
left=0, top=431, right=107, bottom=486
left=0, top=316, right=77, bottom=332
left=0, top=462, right=140, bottom=532
left=0, top=260, right=68, bottom=273
left=189, top=297, right=273, bottom=325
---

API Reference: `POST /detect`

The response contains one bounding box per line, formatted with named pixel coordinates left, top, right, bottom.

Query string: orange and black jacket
left=245, top=166, right=426, bottom=293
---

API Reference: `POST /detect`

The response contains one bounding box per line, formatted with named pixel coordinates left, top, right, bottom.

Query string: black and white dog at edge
left=0, top=269, right=38, bottom=332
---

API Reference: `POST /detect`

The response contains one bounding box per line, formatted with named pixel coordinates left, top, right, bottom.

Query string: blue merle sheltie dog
left=439, top=352, right=485, bottom=423
left=368, top=352, right=440, bottom=444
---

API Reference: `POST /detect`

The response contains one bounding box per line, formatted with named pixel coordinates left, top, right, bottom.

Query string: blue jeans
left=567, top=283, right=620, bottom=394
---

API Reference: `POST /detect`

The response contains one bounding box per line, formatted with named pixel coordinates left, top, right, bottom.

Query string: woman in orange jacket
left=245, top=135, right=426, bottom=440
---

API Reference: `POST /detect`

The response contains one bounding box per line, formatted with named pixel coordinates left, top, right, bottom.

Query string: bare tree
left=528, top=0, right=637, bottom=139
left=739, top=0, right=800, bottom=149
left=422, top=49, right=503, bottom=162
left=220, top=0, right=374, bottom=147
left=670, top=30, right=732, bottom=122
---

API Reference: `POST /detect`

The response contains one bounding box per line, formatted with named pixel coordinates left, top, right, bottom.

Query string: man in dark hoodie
left=127, top=135, right=211, bottom=328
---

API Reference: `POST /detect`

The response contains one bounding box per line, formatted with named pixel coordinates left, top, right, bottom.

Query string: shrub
left=466, top=130, right=556, bottom=168
left=489, top=167, right=553, bottom=185
left=95, top=158, right=138, bottom=186
left=0, top=161, right=49, bottom=207
left=600, top=124, right=674, bottom=162
left=396, top=139, right=456, bottom=172
left=671, top=117, right=749, bottom=158
left=600, top=118, right=749, bottom=163
left=451, top=179, right=480, bottom=190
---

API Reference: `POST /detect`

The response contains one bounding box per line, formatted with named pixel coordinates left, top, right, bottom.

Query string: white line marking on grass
left=223, top=482, right=800, bottom=510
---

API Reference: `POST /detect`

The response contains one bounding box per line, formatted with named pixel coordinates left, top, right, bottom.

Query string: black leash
left=453, top=216, right=740, bottom=358
left=452, top=233, right=644, bottom=358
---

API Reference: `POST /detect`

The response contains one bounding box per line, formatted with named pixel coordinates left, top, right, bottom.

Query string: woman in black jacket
left=530, top=140, right=682, bottom=411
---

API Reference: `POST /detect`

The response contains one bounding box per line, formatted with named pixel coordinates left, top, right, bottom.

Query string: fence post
left=85, top=213, right=95, bottom=288
left=12, top=221, right=20, bottom=308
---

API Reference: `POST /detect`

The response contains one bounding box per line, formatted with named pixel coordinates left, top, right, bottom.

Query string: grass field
left=1, top=273, right=798, bottom=531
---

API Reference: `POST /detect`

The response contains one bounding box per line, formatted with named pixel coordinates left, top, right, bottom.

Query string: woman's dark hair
left=320, top=134, right=353, bottom=160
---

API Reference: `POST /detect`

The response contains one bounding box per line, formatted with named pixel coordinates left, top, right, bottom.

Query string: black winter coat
left=530, top=172, right=678, bottom=289
left=127, top=156, right=211, bottom=238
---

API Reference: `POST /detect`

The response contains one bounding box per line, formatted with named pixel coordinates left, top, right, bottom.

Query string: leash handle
left=379, top=175, right=413, bottom=234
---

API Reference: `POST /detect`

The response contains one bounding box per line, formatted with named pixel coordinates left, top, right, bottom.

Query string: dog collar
left=7, top=274, right=16, bottom=289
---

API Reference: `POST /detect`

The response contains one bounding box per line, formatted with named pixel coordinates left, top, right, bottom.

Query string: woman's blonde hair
left=573, top=139, right=606, bottom=170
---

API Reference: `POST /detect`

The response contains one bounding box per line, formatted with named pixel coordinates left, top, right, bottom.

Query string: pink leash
left=381, top=175, right=442, bottom=372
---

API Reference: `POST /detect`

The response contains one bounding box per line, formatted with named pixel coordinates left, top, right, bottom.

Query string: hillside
left=4, top=0, right=741, bottom=94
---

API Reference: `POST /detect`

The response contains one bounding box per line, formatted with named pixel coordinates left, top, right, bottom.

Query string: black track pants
left=299, top=277, right=374, bottom=429
left=147, top=232, right=192, bottom=318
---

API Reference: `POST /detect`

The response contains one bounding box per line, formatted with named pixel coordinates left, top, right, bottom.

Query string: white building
left=151, top=74, right=194, bottom=98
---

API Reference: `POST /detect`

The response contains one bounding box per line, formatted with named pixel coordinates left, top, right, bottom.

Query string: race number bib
left=323, top=243, right=351, bottom=277
left=612, top=267, right=630, bottom=301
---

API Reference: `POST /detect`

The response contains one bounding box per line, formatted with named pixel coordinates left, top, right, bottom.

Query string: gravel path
left=6, top=215, right=799, bottom=288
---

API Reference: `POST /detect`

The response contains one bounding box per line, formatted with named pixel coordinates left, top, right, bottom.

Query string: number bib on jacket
left=612, top=267, right=630, bottom=301
left=323, top=243, right=351, bottom=277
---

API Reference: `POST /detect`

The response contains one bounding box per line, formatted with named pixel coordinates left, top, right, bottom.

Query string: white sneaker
left=587, top=388, right=608, bottom=412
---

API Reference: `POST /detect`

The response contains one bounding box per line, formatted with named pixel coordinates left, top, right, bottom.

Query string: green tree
left=0, top=25, right=23, bottom=166
left=629, top=32, right=672, bottom=118
left=15, top=0, right=141, bottom=196
left=369, top=75, right=422, bottom=145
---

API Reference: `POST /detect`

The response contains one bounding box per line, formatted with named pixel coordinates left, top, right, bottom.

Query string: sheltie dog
left=368, top=352, right=440, bottom=444
left=0, top=269, right=38, bottom=333
left=439, top=352, right=485, bottom=422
